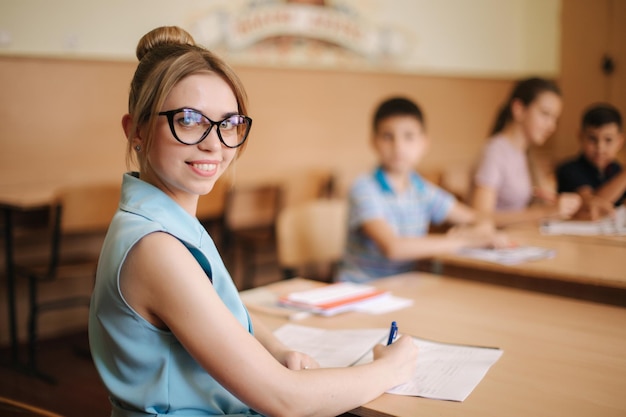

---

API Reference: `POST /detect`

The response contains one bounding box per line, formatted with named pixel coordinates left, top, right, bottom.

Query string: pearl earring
left=135, top=145, right=141, bottom=152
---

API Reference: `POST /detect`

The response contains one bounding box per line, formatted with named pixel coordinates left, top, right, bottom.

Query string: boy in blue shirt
left=556, top=103, right=625, bottom=220
left=337, top=97, right=506, bottom=283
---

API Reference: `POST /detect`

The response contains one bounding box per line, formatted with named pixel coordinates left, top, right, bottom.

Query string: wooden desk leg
left=2, top=207, right=19, bottom=365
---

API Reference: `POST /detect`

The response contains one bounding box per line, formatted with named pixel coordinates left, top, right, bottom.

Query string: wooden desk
left=434, top=225, right=626, bottom=306
left=242, top=274, right=626, bottom=417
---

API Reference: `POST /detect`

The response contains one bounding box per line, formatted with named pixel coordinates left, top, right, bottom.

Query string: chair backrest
left=56, top=182, right=121, bottom=234
left=41, top=182, right=120, bottom=274
left=440, top=162, right=472, bottom=204
left=223, top=183, right=283, bottom=231
left=276, top=198, right=348, bottom=279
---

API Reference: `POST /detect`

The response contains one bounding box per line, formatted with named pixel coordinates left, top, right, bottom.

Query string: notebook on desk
left=241, top=281, right=413, bottom=319
left=540, top=206, right=626, bottom=236
left=277, top=282, right=391, bottom=316
left=457, top=245, right=556, bottom=265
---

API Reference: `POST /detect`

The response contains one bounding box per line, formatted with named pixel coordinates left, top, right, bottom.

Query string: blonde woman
left=88, top=26, right=418, bottom=417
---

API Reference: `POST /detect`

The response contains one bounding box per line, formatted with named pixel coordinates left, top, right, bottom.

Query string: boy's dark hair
left=581, top=103, right=622, bottom=131
left=373, top=97, right=424, bottom=132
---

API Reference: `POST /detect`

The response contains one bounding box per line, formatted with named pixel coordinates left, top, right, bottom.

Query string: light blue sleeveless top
left=89, top=173, right=260, bottom=417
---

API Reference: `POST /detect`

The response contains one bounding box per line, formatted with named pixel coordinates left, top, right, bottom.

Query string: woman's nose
left=199, top=128, right=221, bottom=151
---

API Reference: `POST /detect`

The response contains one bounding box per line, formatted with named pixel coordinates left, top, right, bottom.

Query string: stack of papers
left=278, top=282, right=392, bottom=316
left=274, top=324, right=503, bottom=402
left=457, top=245, right=556, bottom=265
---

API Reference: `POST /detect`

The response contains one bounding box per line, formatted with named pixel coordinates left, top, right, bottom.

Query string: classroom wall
left=0, top=55, right=514, bottom=200
left=555, top=0, right=626, bottom=165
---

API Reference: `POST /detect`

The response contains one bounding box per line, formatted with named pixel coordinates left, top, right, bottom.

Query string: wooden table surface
left=433, top=224, right=626, bottom=308
left=242, top=274, right=626, bottom=417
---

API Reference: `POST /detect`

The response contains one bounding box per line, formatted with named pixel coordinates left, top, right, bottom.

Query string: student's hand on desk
left=281, top=350, right=320, bottom=371
left=574, top=194, right=615, bottom=221
left=557, top=192, right=582, bottom=219
left=373, top=335, right=419, bottom=386
left=447, top=223, right=511, bottom=249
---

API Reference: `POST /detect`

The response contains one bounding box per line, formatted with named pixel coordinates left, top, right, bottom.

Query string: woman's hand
left=372, top=335, right=419, bottom=387
left=533, top=186, right=558, bottom=204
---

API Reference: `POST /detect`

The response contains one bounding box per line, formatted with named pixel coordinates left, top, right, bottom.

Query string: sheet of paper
left=274, top=324, right=503, bottom=402
left=456, top=245, right=556, bottom=265
left=540, top=206, right=626, bottom=236
left=355, top=338, right=503, bottom=401
left=273, top=324, right=388, bottom=368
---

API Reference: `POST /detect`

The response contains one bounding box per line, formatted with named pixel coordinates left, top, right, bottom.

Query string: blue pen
left=387, top=321, right=398, bottom=345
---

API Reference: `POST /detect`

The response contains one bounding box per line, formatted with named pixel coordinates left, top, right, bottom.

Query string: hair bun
left=136, top=26, right=196, bottom=61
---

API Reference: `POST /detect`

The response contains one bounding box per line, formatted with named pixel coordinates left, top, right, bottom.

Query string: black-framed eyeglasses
left=158, top=108, right=252, bottom=148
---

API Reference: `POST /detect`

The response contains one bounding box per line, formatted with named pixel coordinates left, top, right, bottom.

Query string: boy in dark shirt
left=556, top=103, right=625, bottom=220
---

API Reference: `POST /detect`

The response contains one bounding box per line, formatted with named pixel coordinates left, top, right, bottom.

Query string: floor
left=0, top=331, right=110, bottom=417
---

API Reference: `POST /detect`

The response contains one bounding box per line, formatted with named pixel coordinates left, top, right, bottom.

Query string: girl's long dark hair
left=490, top=77, right=561, bottom=135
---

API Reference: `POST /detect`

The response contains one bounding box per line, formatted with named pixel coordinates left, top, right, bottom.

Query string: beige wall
left=555, top=0, right=626, bottom=165
left=0, top=56, right=514, bottom=200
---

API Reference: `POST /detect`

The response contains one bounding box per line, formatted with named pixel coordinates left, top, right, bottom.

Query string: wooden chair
left=14, top=182, right=120, bottom=382
left=0, top=396, right=63, bottom=416
left=222, top=183, right=283, bottom=290
left=440, top=162, right=473, bottom=203
left=276, top=198, right=348, bottom=282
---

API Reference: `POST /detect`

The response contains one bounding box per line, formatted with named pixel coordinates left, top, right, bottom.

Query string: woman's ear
left=121, top=114, right=132, bottom=138
left=122, top=114, right=142, bottom=148
left=510, top=98, right=526, bottom=122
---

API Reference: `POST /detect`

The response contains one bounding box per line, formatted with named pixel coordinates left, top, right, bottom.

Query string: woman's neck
left=140, top=170, right=199, bottom=217
left=500, top=124, right=528, bottom=151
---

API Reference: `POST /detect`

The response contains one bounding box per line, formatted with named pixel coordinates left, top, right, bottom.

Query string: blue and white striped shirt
left=337, top=167, right=455, bottom=283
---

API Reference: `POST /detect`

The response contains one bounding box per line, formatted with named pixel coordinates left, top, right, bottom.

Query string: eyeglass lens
left=167, top=108, right=250, bottom=147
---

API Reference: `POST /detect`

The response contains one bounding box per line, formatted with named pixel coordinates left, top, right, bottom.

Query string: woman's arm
left=121, top=232, right=418, bottom=417
left=249, top=314, right=319, bottom=370
left=471, top=185, right=580, bottom=227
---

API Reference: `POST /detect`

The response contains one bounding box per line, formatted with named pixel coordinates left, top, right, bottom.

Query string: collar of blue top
left=373, top=166, right=425, bottom=195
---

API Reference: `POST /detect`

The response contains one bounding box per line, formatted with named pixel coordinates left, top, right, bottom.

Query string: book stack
left=278, top=282, right=390, bottom=316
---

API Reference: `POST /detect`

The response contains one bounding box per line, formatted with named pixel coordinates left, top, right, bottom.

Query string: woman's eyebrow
left=221, top=111, right=240, bottom=118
